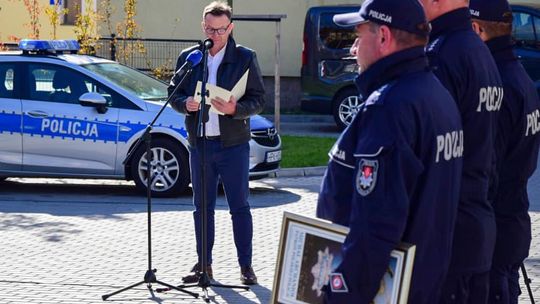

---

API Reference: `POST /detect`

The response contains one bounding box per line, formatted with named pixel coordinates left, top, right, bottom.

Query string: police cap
left=469, top=0, right=513, bottom=23
left=333, top=0, right=430, bottom=37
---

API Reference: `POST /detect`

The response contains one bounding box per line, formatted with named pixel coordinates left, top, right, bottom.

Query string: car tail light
left=302, top=34, right=308, bottom=66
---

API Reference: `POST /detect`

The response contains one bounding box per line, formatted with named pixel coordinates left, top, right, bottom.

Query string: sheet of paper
left=194, top=69, right=249, bottom=115
left=231, top=69, right=249, bottom=100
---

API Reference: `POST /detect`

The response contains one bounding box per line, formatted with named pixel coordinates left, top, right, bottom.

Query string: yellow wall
left=233, top=0, right=362, bottom=77
left=1, top=0, right=539, bottom=76
left=512, top=0, right=540, bottom=4
left=97, top=0, right=360, bottom=77
left=99, top=0, right=540, bottom=77
left=0, top=0, right=99, bottom=41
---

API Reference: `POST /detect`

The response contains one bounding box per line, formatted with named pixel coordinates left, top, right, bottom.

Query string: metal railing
left=3, top=38, right=199, bottom=75
left=2, top=43, right=19, bottom=51
left=95, top=36, right=200, bottom=73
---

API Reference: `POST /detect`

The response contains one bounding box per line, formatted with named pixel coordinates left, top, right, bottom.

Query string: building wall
left=97, top=0, right=360, bottom=77
left=1, top=0, right=538, bottom=106
left=2, top=0, right=538, bottom=76
left=0, top=0, right=97, bottom=42
left=97, top=0, right=540, bottom=78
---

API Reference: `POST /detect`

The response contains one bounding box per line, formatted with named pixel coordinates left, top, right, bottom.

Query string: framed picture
left=271, top=212, right=416, bottom=304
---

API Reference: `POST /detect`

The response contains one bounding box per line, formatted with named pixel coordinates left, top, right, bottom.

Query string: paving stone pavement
left=0, top=176, right=539, bottom=303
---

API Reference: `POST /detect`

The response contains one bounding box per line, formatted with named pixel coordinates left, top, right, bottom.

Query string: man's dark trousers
left=189, top=137, right=253, bottom=267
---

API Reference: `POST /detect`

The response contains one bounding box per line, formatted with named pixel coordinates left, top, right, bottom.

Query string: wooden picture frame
left=271, top=212, right=416, bottom=304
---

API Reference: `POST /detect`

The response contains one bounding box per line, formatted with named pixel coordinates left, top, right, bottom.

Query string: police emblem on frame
left=356, top=159, right=378, bottom=196
left=329, top=272, right=348, bottom=293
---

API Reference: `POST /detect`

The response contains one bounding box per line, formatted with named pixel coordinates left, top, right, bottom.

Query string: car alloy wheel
left=333, top=87, right=362, bottom=130
left=339, top=95, right=363, bottom=125
left=131, top=138, right=190, bottom=197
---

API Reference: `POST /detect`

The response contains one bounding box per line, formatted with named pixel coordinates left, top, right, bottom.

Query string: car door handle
left=26, top=111, right=49, bottom=118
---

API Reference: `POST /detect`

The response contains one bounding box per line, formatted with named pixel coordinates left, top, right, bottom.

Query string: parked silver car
left=0, top=40, right=281, bottom=196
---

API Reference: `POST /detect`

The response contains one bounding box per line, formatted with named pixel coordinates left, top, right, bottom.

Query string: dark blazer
left=168, top=37, right=265, bottom=147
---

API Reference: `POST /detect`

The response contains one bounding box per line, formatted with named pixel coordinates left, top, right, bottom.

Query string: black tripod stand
left=102, top=51, right=203, bottom=301
left=521, top=263, right=536, bottom=304
left=156, top=38, right=249, bottom=303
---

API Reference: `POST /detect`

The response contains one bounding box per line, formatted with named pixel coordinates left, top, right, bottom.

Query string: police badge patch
left=329, top=272, right=348, bottom=293
left=356, top=159, right=378, bottom=196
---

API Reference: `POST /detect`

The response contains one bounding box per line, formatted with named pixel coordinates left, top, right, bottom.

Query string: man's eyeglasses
left=204, top=23, right=231, bottom=35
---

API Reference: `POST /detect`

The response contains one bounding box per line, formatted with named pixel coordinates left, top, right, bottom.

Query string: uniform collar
left=355, top=46, right=428, bottom=99
left=430, top=7, right=472, bottom=40
left=485, top=35, right=517, bottom=63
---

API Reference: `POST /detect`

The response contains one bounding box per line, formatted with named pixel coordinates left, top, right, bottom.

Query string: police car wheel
left=333, top=87, right=362, bottom=130
left=130, top=138, right=190, bottom=197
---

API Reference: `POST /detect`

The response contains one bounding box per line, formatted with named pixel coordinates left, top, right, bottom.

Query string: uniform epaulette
left=425, top=36, right=448, bottom=73
left=365, top=82, right=395, bottom=106
left=425, top=36, right=447, bottom=55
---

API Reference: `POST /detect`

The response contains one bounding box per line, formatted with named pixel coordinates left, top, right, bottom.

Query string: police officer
left=418, top=0, right=504, bottom=302
left=316, top=0, right=463, bottom=302
left=469, top=0, right=540, bottom=302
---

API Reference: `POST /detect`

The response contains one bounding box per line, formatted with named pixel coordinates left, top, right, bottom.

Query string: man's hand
left=211, top=95, right=237, bottom=116
left=185, top=96, right=200, bottom=112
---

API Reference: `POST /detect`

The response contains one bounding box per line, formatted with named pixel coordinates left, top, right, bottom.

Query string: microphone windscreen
left=186, top=50, right=203, bottom=67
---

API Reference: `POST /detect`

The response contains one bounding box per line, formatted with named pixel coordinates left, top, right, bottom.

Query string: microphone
left=170, top=49, right=203, bottom=85
left=203, top=38, right=214, bottom=49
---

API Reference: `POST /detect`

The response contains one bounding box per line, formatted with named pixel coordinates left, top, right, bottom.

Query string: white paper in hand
left=194, top=69, right=249, bottom=115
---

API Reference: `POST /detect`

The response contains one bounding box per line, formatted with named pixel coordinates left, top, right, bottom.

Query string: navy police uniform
left=470, top=2, right=540, bottom=302
left=488, top=34, right=540, bottom=304
left=319, top=46, right=463, bottom=303
left=425, top=8, right=504, bottom=303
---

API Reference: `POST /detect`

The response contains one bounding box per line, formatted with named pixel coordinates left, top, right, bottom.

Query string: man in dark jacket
left=168, top=1, right=265, bottom=285
left=419, top=0, right=504, bottom=302
left=317, top=0, right=463, bottom=302
left=470, top=0, right=540, bottom=302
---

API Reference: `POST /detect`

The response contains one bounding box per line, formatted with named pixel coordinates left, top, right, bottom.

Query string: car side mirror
left=79, top=92, right=108, bottom=114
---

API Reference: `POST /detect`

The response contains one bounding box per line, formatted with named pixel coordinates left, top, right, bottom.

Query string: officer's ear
left=471, top=21, right=482, bottom=35
left=471, top=20, right=489, bottom=41
left=379, top=25, right=391, bottom=44
left=378, top=25, right=394, bottom=52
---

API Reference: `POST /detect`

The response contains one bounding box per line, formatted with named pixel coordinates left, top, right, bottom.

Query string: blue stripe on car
left=0, top=112, right=187, bottom=143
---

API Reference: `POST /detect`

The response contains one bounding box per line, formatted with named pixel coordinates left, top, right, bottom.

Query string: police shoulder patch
left=426, top=37, right=441, bottom=53
left=365, top=83, right=392, bottom=106
left=329, top=272, right=349, bottom=293
left=425, top=35, right=448, bottom=68
left=356, top=158, right=379, bottom=196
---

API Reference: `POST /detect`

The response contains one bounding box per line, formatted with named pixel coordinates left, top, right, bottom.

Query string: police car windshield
left=82, top=62, right=168, bottom=101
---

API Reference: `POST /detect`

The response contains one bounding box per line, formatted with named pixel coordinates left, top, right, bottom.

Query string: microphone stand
left=521, top=263, right=535, bottom=304
left=102, top=67, right=199, bottom=301
left=156, top=39, right=249, bottom=303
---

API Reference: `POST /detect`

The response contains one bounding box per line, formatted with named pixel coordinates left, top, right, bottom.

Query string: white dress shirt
left=204, top=44, right=227, bottom=137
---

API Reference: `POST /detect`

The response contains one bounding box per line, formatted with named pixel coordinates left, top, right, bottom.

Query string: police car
left=0, top=40, right=281, bottom=197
